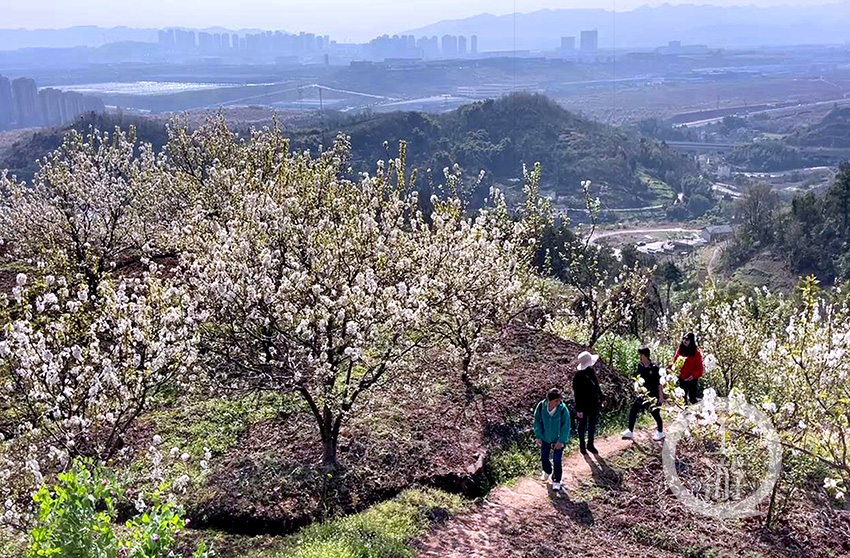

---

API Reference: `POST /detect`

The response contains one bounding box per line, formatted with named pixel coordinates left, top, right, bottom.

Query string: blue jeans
left=541, top=442, right=563, bottom=483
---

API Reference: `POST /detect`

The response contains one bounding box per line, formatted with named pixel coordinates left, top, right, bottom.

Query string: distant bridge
left=666, top=141, right=850, bottom=160
left=197, top=83, right=398, bottom=109
left=666, top=141, right=739, bottom=153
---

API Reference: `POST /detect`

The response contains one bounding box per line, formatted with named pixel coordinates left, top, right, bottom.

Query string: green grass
left=0, top=527, right=25, bottom=558
left=144, top=392, right=299, bottom=457
left=244, top=488, right=467, bottom=558
left=640, top=170, right=676, bottom=201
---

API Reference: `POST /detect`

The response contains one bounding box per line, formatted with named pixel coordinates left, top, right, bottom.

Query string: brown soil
left=414, top=432, right=850, bottom=558
left=130, top=325, right=631, bottom=535
left=414, top=431, right=641, bottom=558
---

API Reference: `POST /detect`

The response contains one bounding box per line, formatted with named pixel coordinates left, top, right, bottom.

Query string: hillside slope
left=293, top=94, right=695, bottom=208
left=0, top=95, right=695, bottom=208
left=794, top=106, right=850, bottom=148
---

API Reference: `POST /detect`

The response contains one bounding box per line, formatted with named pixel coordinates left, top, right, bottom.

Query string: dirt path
left=415, top=431, right=655, bottom=558
left=707, top=241, right=726, bottom=282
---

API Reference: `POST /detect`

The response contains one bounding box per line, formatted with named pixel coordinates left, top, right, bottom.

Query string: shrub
left=273, top=488, right=466, bottom=558
left=27, top=459, right=211, bottom=558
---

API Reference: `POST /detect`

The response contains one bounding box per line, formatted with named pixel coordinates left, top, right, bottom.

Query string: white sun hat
left=576, top=351, right=599, bottom=371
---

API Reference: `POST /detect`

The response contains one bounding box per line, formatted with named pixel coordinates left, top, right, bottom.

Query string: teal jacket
left=533, top=400, right=571, bottom=445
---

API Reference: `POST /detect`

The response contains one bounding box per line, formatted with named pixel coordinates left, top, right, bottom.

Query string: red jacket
left=674, top=347, right=704, bottom=380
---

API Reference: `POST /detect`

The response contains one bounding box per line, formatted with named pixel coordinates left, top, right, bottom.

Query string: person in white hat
left=572, top=351, right=604, bottom=454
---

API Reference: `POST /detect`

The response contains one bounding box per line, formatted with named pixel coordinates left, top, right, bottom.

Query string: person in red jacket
left=673, top=332, right=703, bottom=404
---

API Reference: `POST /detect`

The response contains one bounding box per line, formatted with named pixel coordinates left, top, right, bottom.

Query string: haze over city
left=4, top=0, right=843, bottom=41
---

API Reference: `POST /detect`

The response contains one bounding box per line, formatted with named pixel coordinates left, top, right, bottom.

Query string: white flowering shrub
left=0, top=127, right=179, bottom=289
left=423, top=163, right=548, bottom=389
left=555, top=181, right=652, bottom=347
left=173, top=124, right=542, bottom=466
left=0, top=271, right=197, bottom=463
left=666, top=276, right=850, bottom=517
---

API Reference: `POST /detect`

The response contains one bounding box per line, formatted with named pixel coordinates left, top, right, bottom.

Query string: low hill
left=293, top=94, right=696, bottom=208
left=0, top=95, right=696, bottom=208
left=794, top=106, right=850, bottom=148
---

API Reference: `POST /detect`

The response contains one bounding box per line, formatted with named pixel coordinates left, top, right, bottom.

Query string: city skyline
left=4, top=0, right=841, bottom=43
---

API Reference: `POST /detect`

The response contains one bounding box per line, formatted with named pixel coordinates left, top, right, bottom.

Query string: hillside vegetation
left=296, top=93, right=697, bottom=208
left=794, top=106, right=850, bottom=148
left=0, top=94, right=697, bottom=209
left=1, top=112, right=848, bottom=558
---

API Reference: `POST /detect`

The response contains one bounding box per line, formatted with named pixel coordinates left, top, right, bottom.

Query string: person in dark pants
left=622, top=347, right=665, bottom=442
left=573, top=351, right=605, bottom=454
left=673, top=332, right=704, bottom=405
left=533, top=388, right=571, bottom=491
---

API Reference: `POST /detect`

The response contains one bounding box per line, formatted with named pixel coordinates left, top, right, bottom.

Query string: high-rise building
left=441, top=34, right=458, bottom=56
left=458, top=35, right=467, bottom=55
left=0, top=75, right=13, bottom=130
left=157, top=30, right=176, bottom=48
left=174, top=29, right=196, bottom=50
left=580, top=29, right=598, bottom=51
left=231, top=34, right=239, bottom=51
left=11, top=77, right=39, bottom=127
left=198, top=32, right=215, bottom=53
left=470, top=35, right=478, bottom=54
left=561, top=36, right=576, bottom=52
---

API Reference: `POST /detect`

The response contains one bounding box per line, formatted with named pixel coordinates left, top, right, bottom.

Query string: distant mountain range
left=3, top=3, right=850, bottom=53
left=402, top=2, right=850, bottom=51
left=0, top=26, right=272, bottom=51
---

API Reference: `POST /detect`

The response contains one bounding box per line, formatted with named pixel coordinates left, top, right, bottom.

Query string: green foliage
left=29, top=459, right=120, bottom=558
left=730, top=161, right=850, bottom=284
left=27, top=459, right=211, bottom=558
left=727, top=139, right=819, bottom=172
left=595, top=333, right=641, bottom=378
left=145, top=393, right=295, bottom=458
left=1, top=94, right=696, bottom=211
left=260, top=489, right=466, bottom=558
left=486, top=443, right=539, bottom=486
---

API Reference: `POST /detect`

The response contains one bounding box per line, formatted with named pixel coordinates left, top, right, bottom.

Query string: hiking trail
left=414, top=430, right=654, bottom=558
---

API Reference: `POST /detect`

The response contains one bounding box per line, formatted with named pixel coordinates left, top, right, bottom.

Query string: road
left=563, top=204, right=664, bottom=214
left=678, top=96, right=850, bottom=128
left=712, top=183, right=743, bottom=199
left=589, top=226, right=702, bottom=244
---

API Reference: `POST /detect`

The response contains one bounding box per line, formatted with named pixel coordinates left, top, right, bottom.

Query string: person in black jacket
left=573, top=351, right=604, bottom=454
left=622, top=346, right=665, bottom=442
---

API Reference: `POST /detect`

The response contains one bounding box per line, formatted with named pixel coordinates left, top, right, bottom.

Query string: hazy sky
left=4, top=0, right=838, bottom=42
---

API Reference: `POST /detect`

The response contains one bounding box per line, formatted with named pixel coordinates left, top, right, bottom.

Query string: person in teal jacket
left=533, top=388, right=572, bottom=491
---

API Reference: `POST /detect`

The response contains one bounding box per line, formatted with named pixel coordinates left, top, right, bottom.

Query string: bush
left=272, top=488, right=466, bottom=558
left=27, top=459, right=211, bottom=558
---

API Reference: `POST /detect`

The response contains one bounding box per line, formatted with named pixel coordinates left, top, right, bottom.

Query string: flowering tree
left=0, top=270, right=197, bottom=463
left=666, top=278, right=850, bottom=519
left=667, top=286, right=786, bottom=396
left=0, top=127, right=178, bottom=290
left=555, top=182, right=652, bottom=347
left=180, top=131, right=442, bottom=467
left=423, top=164, right=548, bottom=389
left=178, top=122, right=545, bottom=466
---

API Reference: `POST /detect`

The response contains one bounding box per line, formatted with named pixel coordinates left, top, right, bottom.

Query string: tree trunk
left=322, top=435, right=338, bottom=467
left=764, top=462, right=784, bottom=529
left=460, top=341, right=475, bottom=398
left=295, top=387, right=341, bottom=468
left=321, top=407, right=339, bottom=468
